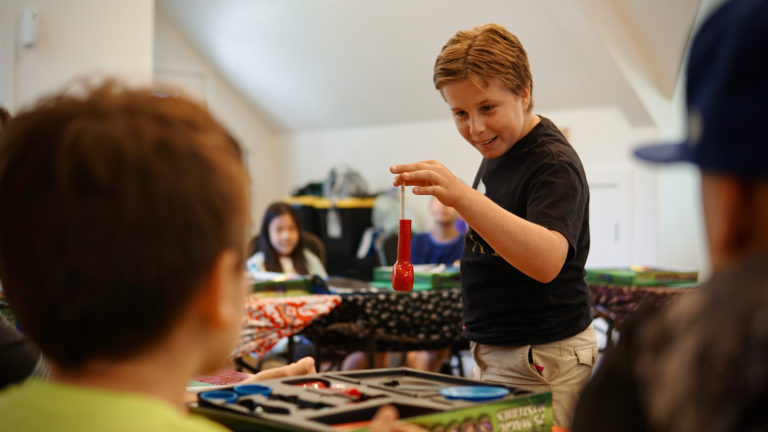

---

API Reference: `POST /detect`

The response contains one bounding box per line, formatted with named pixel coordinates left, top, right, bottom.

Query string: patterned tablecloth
left=235, top=283, right=689, bottom=361
left=588, top=283, right=696, bottom=325
left=236, top=294, right=341, bottom=359
left=301, top=288, right=465, bottom=356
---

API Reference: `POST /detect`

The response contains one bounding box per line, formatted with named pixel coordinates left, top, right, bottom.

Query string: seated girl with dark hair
left=247, top=202, right=327, bottom=278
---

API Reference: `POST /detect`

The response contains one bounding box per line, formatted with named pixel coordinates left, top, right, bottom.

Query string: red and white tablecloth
left=236, top=294, right=341, bottom=359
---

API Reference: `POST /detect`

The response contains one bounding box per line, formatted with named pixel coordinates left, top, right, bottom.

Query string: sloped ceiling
left=158, top=0, right=701, bottom=133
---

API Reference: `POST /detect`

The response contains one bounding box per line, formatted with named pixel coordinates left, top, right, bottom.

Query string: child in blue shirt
left=410, top=198, right=464, bottom=267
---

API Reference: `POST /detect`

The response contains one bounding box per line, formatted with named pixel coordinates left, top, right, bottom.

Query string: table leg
left=366, top=331, right=376, bottom=368
left=287, top=336, right=295, bottom=363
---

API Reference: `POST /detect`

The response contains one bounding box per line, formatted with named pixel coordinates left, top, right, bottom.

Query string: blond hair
left=434, top=23, right=534, bottom=112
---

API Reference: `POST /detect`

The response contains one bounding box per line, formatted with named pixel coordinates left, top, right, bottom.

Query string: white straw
left=400, top=184, right=404, bottom=220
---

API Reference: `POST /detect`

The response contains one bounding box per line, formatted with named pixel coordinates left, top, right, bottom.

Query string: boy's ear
left=520, top=86, right=531, bottom=110
left=717, top=178, right=755, bottom=257
left=193, top=250, right=243, bottom=329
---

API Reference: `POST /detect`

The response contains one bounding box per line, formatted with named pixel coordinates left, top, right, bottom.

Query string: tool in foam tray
left=439, top=385, right=510, bottom=402
left=293, top=379, right=367, bottom=400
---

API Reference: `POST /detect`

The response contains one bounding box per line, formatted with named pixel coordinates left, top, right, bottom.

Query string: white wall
left=650, top=73, right=708, bottom=278
left=570, top=0, right=710, bottom=278
left=646, top=0, right=723, bottom=280
left=153, top=10, right=281, bottom=227
left=277, top=118, right=480, bottom=231
left=0, top=0, right=282, bottom=234
left=280, top=105, right=675, bottom=270
left=0, top=0, right=708, bottom=276
left=542, top=106, right=659, bottom=269
left=0, top=0, right=153, bottom=111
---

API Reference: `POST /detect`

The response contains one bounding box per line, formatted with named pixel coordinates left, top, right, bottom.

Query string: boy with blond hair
left=392, top=24, right=596, bottom=430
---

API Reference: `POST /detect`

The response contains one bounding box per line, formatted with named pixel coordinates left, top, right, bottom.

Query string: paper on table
left=185, top=369, right=252, bottom=393
left=247, top=269, right=299, bottom=281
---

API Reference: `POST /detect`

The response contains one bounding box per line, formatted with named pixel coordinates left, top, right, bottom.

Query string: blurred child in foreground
left=0, top=82, right=412, bottom=432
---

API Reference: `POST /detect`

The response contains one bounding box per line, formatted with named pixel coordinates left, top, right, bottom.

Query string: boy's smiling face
left=442, top=78, right=534, bottom=159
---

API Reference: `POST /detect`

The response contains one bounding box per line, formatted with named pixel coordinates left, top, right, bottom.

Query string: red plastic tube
left=392, top=219, right=414, bottom=291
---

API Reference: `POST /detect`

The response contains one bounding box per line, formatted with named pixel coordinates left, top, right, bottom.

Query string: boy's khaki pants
left=470, top=324, right=597, bottom=429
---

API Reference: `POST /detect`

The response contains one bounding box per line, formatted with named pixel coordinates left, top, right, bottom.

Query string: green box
left=0, top=293, right=16, bottom=327
left=251, top=277, right=313, bottom=297
left=1, top=305, right=15, bottom=327
left=372, top=266, right=460, bottom=291
left=585, top=267, right=698, bottom=286
left=354, top=392, right=552, bottom=432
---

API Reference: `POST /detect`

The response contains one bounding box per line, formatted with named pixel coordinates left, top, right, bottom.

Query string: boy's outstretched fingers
left=370, top=405, right=428, bottom=432
left=289, top=356, right=317, bottom=375
left=248, top=356, right=316, bottom=382
left=390, top=160, right=471, bottom=209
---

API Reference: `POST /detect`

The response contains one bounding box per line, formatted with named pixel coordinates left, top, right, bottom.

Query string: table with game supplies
left=190, top=367, right=553, bottom=432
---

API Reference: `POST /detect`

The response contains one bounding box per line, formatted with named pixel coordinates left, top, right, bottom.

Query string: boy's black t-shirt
left=461, top=116, right=592, bottom=346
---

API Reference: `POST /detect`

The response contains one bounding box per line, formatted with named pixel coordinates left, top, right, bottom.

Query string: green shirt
left=0, top=379, right=228, bottom=432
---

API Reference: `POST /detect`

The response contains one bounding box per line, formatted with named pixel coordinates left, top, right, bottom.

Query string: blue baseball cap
left=634, top=0, right=768, bottom=177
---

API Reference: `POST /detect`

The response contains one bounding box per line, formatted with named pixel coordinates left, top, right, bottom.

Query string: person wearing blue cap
left=572, top=0, right=768, bottom=430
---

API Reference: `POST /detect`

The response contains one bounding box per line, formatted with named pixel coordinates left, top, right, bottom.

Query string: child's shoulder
left=411, top=232, right=433, bottom=244
left=246, top=251, right=266, bottom=274
left=526, top=117, right=582, bottom=165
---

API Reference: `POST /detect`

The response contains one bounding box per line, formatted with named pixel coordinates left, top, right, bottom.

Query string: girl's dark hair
left=258, top=202, right=309, bottom=274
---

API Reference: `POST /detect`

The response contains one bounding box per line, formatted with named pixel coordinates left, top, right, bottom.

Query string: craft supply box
left=372, top=267, right=461, bottom=291
left=191, top=367, right=552, bottom=432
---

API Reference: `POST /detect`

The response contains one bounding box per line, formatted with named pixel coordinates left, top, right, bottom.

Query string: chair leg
left=366, top=332, right=376, bottom=369
left=287, top=336, right=295, bottom=363
left=235, top=355, right=260, bottom=373
left=605, top=321, right=616, bottom=350
left=454, top=349, right=465, bottom=377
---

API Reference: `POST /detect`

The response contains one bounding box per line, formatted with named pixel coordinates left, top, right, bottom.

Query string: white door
left=586, top=169, right=632, bottom=268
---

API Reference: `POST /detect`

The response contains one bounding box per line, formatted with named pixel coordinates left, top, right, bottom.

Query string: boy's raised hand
left=390, top=160, right=472, bottom=209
